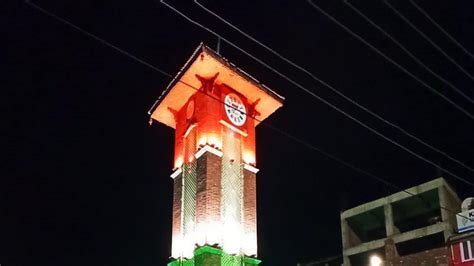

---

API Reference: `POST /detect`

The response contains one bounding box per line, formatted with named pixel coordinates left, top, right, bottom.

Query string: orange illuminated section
left=149, top=43, right=284, bottom=260
left=149, top=44, right=283, bottom=129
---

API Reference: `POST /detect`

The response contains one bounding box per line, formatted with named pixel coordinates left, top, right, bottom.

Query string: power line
left=344, top=0, right=474, bottom=104
left=188, top=0, right=474, bottom=221
left=25, top=0, right=473, bottom=223
left=194, top=0, right=474, bottom=179
left=159, top=0, right=474, bottom=187
left=24, top=0, right=174, bottom=79
left=306, top=0, right=474, bottom=120
left=383, top=0, right=474, bottom=82
left=24, top=0, right=388, bottom=187
left=409, top=0, right=474, bottom=59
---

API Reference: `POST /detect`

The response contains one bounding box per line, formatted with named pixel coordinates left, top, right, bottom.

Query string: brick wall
left=386, top=246, right=450, bottom=266
left=196, top=151, right=222, bottom=243
left=171, top=174, right=183, bottom=257
left=243, top=168, right=257, bottom=256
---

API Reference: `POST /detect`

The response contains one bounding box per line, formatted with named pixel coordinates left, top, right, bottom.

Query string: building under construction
left=299, top=177, right=464, bottom=266
left=341, top=177, right=460, bottom=265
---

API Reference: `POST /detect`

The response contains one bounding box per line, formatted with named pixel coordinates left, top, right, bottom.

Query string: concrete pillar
left=384, top=237, right=399, bottom=262
left=341, top=218, right=361, bottom=249
left=384, top=204, right=399, bottom=237
left=438, top=187, right=454, bottom=241
left=342, top=255, right=351, bottom=266
left=341, top=218, right=357, bottom=266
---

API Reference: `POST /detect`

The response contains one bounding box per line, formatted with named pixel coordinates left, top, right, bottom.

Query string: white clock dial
left=224, top=93, right=247, bottom=126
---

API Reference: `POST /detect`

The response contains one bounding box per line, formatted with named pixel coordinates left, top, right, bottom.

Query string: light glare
left=370, top=255, right=382, bottom=266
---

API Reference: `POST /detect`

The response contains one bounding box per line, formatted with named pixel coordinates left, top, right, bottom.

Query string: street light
left=370, top=255, right=382, bottom=266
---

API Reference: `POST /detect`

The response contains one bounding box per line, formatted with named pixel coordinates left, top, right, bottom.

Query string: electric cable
left=344, top=0, right=474, bottom=104
left=306, top=0, right=474, bottom=120
left=194, top=0, right=474, bottom=177
left=159, top=0, right=474, bottom=188
left=383, top=0, right=474, bottom=82
left=409, top=0, right=474, bottom=59
left=25, top=0, right=473, bottom=223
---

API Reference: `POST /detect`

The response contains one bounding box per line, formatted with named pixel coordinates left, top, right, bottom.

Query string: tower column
left=195, top=146, right=223, bottom=246
left=149, top=44, right=284, bottom=266
left=171, top=170, right=183, bottom=259
left=243, top=165, right=259, bottom=256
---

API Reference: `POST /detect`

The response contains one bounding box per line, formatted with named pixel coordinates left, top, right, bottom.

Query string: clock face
left=224, top=93, right=247, bottom=126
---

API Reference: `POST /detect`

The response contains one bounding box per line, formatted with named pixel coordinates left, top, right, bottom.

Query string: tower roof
left=148, top=43, right=284, bottom=129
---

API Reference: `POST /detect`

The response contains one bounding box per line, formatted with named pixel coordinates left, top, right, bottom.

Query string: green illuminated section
left=168, top=246, right=261, bottom=266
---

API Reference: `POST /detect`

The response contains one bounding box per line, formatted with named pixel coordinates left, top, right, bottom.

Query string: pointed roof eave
left=148, top=43, right=284, bottom=129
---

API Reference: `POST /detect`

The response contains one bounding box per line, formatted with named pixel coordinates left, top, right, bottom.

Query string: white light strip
left=243, top=163, right=259, bottom=173
left=170, top=167, right=182, bottom=179
left=183, top=123, right=196, bottom=138
left=219, top=120, right=248, bottom=137
left=195, top=145, right=223, bottom=159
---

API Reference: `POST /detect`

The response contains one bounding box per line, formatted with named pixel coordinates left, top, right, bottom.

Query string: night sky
left=5, top=0, right=474, bottom=265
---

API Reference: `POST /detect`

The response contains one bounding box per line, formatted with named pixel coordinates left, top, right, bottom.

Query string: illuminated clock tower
left=149, top=43, right=284, bottom=265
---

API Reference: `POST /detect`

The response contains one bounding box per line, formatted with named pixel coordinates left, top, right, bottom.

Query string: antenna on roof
left=216, top=37, right=221, bottom=54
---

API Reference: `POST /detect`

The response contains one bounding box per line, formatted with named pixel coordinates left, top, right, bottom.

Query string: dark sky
left=5, top=0, right=474, bottom=265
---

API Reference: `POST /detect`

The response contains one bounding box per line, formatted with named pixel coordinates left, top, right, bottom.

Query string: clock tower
left=149, top=43, right=284, bottom=265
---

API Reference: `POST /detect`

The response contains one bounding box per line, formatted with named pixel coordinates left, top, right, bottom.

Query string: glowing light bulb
left=370, top=255, right=382, bottom=266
